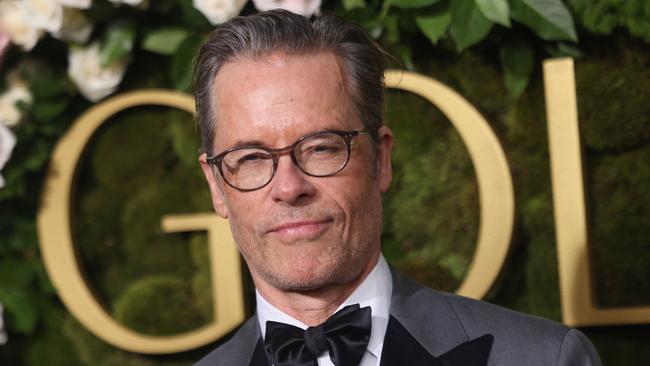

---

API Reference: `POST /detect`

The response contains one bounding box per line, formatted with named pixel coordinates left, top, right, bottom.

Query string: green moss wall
left=2, top=36, right=648, bottom=366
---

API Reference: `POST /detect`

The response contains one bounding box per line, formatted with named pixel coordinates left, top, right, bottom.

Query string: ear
left=375, top=125, right=394, bottom=192
left=199, top=153, right=229, bottom=218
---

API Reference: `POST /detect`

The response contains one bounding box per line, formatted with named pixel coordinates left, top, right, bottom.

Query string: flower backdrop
left=0, top=0, right=649, bottom=365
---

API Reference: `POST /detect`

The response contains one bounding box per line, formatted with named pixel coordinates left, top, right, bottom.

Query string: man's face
left=200, top=52, right=393, bottom=292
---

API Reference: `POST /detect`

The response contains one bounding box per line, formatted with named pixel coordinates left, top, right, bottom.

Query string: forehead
left=210, top=52, right=360, bottom=150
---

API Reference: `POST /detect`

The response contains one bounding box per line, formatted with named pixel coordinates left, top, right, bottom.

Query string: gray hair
left=193, top=9, right=386, bottom=156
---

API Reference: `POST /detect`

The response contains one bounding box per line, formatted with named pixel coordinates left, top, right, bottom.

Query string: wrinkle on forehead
left=214, top=52, right=348, bottom=107
left=211, top=52, right=354, bottom=142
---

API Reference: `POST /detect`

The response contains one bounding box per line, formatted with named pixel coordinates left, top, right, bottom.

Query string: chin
left=261, top=256, right=356, bottom=292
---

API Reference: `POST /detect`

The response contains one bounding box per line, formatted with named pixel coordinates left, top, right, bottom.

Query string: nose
left=269, top=156, right=317, bottom=206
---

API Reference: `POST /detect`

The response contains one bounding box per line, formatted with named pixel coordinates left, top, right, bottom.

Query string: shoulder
left=440, top=290, right=569, bottom=340
left=438, top=291, right=601, bottom=365
left=391, top=266, right=569, bottom=340
left=194, top=316, right=261, bottom=366
left=390, top=269, right=602, bottom=365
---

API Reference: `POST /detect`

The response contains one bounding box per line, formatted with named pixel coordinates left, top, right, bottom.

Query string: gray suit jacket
left=196, top=268, right=602, bottom=365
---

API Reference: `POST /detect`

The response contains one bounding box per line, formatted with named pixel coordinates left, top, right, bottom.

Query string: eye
left=311, top=143, right=340, bottom=153
left=238, top=152, right=268, bottom=164
left=301, top=141, right=341, bottom=157
left=223, top=148, right=271, bottom=170
left=298, top=134, right=347, bottom=160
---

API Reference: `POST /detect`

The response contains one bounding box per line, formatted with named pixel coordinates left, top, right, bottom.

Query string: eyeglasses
left=206, top=128, right=376, bottom=192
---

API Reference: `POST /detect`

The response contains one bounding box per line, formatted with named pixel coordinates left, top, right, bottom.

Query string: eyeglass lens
left=220, top=132, right=350, bottom=190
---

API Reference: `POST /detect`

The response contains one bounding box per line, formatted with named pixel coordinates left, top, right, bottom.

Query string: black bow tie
left=264, top=304, right=372, bottom=366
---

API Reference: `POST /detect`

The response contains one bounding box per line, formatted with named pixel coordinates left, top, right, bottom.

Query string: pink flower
left=0, top=32, right=9, bottom=68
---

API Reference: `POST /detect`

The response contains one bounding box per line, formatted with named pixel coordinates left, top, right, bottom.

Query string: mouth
left=267, top=218, right=333, bottom=240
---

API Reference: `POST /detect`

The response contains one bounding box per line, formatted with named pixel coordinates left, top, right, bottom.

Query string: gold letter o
left=385, top=70, right=515, bottom=299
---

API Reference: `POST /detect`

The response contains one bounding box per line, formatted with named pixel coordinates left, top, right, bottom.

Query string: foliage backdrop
left=0, top=0, right=649, bottom=365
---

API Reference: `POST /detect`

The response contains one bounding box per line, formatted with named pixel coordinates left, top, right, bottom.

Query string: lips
left=267, top=218, right=333, bottom=239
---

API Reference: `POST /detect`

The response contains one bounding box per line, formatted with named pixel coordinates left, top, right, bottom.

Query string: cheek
left=335, top=176, right=382, bottom=233
left=222, top=193, right=264, bottom=237
left=223, top=188, right=258, bottom=213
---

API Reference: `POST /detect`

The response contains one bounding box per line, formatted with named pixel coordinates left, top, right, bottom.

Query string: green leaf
left=179, top=0, right=211, bottom=28
left=0, top=259, right=34, bottom=289
left=23, top=140, right=51, bottom=170
left=500, top=38, right=534, bottom=99
left=34, top=263, right=56, bottom=294
left=343, top=0, right=366, bottom=10
left=397, top=45, right=415, bottom=70
left=510, top=0, right=577, bottom=42
left=440, top=253, right=467, bottom=280
left=150, top=0, right=177, bottom=13
left=0, top=288, right=38, bottom=334
left=385, top=0, right=443, bottom=9
left=545, top=42, right=584, bottom=59
left=341, top=8, right=382, bottom=38
left=416, top=9, right=452, bottom=44
left=32, top=101, right=69, bottom=122
left=1, top=219, right=37, bottom=251
left=100, top=21, right=136, bottom=67
left=142, top=28, right=190, bottom=55
left=382, top=15, right=400, bottom=43
left=85, top=0, right=119, bottom=23
left=29, top=72, right=74, bottom=100
left=168, top=110, right=200, bottom=167
left=450, top=0, right=494, bottom=51
left=171, top=35, right=205, bottom=91
left=369, top=24, right=383, bottom=39
left=476, top=0, right=510, bottom=27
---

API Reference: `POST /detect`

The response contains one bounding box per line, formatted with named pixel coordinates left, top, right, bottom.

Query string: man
left=194, top=10, right=602, bottom=366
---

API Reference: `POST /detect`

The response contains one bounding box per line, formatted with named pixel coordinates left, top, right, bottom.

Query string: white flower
left=0, top=79, right=32, bottom=127
left=67, top=43, right=129, bottom=102
left=59, top=0, right=92, bottom=9
left=0, top=1, right=43, bottom=51
left=0, top=124, right=17, bottom=189
left=23, top=0, right=64, bottom=33
left=0, top=302, right=7, bottom=344
left=253, top=0, right=321, bottom=17
left=193, top=0, right=247, bottom=25
left=109, top=0, right=145, bottom=6
left=53, top=8, right=93, bottom=44
left=0, top=68, right=33, bottom=127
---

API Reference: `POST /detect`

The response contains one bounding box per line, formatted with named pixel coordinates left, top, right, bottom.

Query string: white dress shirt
left=256, top=255, right=393, bottom=366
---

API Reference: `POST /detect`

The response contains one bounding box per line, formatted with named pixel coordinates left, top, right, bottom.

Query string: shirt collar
left=256, top=254, right=392, bottom=358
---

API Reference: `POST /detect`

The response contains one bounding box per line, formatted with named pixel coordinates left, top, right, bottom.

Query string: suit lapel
left=218, top=315, right=266, bottom=366
left=388, top=267, right=468, bottom=356
left=249, top=337, right=271, bottom=366
left=380, top=316, right=493, bottom=366
left=387, top=267, right=494, bottom=365
left=380, top=315, right=436, bottom=365
left=437, top=334, right=494, bottom=366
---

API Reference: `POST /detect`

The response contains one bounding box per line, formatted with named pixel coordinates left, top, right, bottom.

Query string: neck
left=255, top=253, right=380, bottom=326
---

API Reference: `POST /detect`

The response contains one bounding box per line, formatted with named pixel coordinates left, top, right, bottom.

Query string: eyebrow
left=228, top=139, right=268, bottom=149
left=224, top=128, right=339, bottom=150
